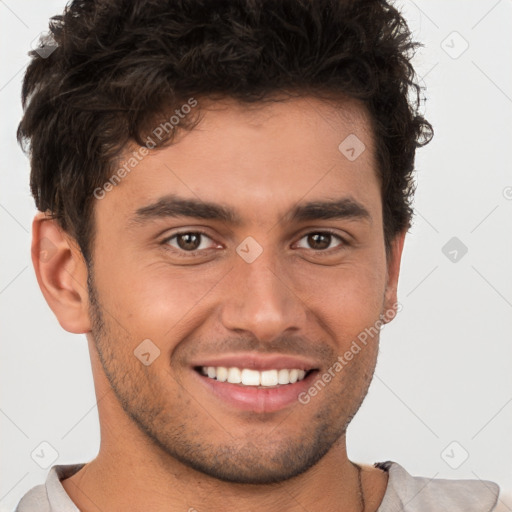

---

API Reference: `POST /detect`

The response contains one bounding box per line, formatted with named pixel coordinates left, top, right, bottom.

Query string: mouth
left=192, top=365, right=320, bottom=413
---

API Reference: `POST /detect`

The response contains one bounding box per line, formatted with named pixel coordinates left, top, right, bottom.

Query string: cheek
left=291, top=253, right=387, bottom=343
left=95, top=258, right=225, bottom=342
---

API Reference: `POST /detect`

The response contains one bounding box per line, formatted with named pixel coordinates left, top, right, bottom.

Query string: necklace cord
left=351, top=462, right=366, bottom=512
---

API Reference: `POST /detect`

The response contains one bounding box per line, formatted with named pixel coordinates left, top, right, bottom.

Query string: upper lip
left=190, top=353, right=320, bottom=372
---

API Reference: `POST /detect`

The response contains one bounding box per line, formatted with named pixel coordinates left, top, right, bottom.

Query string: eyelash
left=160, top=229, right=349, bottom=257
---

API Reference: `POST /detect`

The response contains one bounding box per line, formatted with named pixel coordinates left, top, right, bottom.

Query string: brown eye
left=296, top=231, right=344, bottom=251
left=307, top=233, right=330, bottom=250
left=164, top=231, right=216, bottom=253
left=176, top=233, right=202, bottom=251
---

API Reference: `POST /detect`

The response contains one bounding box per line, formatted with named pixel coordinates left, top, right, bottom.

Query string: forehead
left=98, top=96, right=380, bottom=227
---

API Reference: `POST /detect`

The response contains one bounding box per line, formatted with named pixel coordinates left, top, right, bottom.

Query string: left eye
left=295, top=232, right=344, bottom=251
left=164, top=232, right=216, bottom=252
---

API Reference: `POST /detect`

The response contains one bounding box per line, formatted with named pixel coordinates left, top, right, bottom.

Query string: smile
left=193, top=366, right=319, bottom=413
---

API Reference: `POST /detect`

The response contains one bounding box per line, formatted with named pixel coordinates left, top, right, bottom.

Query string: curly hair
left=18, top=0, right=432, bottom=263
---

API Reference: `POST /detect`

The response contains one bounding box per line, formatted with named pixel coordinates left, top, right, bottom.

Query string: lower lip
left=192, top=369, right=319, bottom=413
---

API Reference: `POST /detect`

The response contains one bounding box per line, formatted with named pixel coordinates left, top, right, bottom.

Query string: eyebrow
left=129, top=194, right=371, bottom=227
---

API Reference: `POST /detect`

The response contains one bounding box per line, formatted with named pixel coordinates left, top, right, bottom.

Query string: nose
left=219, top=247, right=308, bottom=343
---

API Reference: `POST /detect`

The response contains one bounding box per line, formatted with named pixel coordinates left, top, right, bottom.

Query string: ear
left=31, top=212, right=91, bottom=334
left=382, top=229, right=407, bottom=323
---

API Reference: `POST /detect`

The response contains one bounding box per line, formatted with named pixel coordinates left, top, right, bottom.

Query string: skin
left=32, top=96, right=406, bottom=512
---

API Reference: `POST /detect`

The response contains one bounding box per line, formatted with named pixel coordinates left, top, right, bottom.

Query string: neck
left=63, top=440, right=366, bottom=512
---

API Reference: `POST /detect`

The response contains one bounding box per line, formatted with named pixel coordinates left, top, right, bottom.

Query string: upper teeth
left=200, top=366, right=307, bottom=386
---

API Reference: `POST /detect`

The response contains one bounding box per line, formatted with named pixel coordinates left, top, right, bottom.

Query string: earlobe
left=31, top=212, right=91, bottom=334
left=382, top=229, right=407, bottom=322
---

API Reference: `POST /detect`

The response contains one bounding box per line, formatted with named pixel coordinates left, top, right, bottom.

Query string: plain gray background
left=1, top=1, right=511, bottom=510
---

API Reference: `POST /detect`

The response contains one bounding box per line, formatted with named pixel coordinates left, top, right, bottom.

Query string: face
left=86, top=97, right=402, bottom=484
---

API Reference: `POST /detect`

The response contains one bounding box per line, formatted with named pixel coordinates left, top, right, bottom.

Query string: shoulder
left=15, top=464, right=84, bottom=512
left=14, top=484, right=50, bottom=512
left=375, top=460, right=500, bottom=512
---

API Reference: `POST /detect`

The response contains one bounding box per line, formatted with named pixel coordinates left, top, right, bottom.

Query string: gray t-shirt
left=15, top=460, right=500, bottom=511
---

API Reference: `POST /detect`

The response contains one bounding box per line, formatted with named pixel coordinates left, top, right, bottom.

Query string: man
left=15, top=0, right=501, bottom=510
